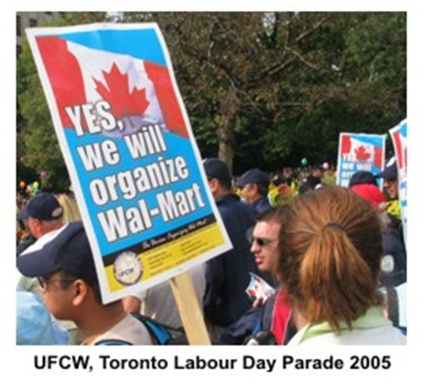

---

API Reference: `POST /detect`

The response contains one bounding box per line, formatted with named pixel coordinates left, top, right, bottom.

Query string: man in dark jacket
left=202, top=158, right=257, bottom=343
left=219, top=206, right=294, bottom=345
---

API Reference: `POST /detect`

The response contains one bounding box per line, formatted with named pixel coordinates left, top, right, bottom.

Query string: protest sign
left=336, top=132, right=386, bottom=187
left=26, top=23, right=232, bottom=306
left=389, top=119, right=407, bottom=244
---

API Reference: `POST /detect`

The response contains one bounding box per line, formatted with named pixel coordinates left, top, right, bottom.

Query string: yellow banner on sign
left=105, top=222, right=224, bottom=292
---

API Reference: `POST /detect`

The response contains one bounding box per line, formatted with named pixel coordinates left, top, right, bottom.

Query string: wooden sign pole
left=170, top=271, right=211, bottom=345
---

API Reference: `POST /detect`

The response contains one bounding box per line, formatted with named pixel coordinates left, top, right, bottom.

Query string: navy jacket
left=16, top=235, right=36, bottom=256
left=203, top=194, right=257, bottom=327
left=251, top=197, right=273, bottom=216
left=380, top=215, right=406, bottom=287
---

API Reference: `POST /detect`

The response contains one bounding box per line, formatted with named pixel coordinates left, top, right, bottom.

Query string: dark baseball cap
left=349, top=171, right=378, bottom=188
left=375, top=162, right=398, bottom=181
left=17, top=222, right=97, bottom=283
left=203, top=158, right=232, bottom=183
left=237, top=168, right=270, bottom=189
left=22, top=193, right=63, bottom=221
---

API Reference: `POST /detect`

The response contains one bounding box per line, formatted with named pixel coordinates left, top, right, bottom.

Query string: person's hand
left=252, top=296, right=265, bottom=308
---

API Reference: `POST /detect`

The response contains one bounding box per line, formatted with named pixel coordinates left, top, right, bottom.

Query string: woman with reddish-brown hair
left=276, top=185, right=406, bottom=345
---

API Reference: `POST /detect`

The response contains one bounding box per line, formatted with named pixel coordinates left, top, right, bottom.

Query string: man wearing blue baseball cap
left=17, top=222, right=153, bottom=345
left=17, top=193, right=66, bottom=294
left=376, top=160, right=399, bottom=200
left=237, top=168, right=272, bottom=216
left=202, top=158, right=258, bottom=343
left=17, top=193, right=64, bottom=255
left=16, top=192, right=86, bottom=344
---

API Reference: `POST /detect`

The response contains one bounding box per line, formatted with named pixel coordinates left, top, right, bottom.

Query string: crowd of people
left=15, top=159, right=406, bottom=346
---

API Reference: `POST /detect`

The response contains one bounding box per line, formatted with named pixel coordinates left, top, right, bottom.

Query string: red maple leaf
left=94, top=63, right=149, bottom=119
left=354, top=145, right=371, bottom=161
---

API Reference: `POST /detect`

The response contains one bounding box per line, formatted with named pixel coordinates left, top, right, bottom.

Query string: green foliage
left=17, top=11, right=406, bottom=186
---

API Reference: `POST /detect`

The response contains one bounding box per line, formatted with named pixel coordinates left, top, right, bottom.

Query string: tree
left=122, top=12, right=405, bottom=172
left=17, top=12, right=406, bottom=183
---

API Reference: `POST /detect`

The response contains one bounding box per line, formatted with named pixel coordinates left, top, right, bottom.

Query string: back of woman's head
left=277, top=185, right=383, bottom=332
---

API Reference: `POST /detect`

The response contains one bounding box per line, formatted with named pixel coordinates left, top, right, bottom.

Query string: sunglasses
left=249, top=236, right=277, bottom=247
left=37, top=277, right=75, bottom=289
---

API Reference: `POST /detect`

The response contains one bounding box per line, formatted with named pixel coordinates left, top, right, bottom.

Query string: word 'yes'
left=65, top=101, right=118, bottom=136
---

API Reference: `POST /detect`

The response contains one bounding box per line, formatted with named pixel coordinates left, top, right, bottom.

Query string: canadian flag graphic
left=391, top=127, right=407, bottom=170
left=350, top=138, right=375, bottom=162
left=341, top=135, right=382, bottom=168
left=36, top=36, right=188, bottom=138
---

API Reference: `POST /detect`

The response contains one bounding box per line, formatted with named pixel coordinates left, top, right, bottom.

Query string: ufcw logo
left=34, top=355, right=92, bottom=370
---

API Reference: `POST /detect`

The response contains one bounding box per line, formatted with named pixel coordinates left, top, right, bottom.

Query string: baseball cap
left=376, top=161, right=398, bottom=181
left=237, top=168, right=270, bottom=189
left=203, top=158, right=232, bottom=183
left=17, top=221, right=97, bottom=283
left=350, top=183, right=387, bottom=213
left=23, top=193, right=63, bottom=221
left=349, top=171, right=378, bottom=188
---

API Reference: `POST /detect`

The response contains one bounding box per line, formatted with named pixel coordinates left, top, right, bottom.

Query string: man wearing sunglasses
left=250, top=209, right=283, bottom=285
left=219, top=206, right=294, bottom=345
left=249, top=206, right=295, bottom=344
left=17, top=222, right=153, bottom=345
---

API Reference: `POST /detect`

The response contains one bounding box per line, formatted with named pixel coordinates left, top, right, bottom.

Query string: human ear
left=209, top=177, right=217, bottom=188
left=71, top=280, right=89, bottom=306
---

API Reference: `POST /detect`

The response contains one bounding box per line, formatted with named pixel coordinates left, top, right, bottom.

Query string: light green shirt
left=288, top=306, right=406, bottom=346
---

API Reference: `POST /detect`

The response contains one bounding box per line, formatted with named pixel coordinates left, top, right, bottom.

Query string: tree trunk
left=216, top=87, right=238, bottom=174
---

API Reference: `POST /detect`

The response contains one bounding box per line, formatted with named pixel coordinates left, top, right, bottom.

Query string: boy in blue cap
left=17, top=222, right=153, bottom=345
